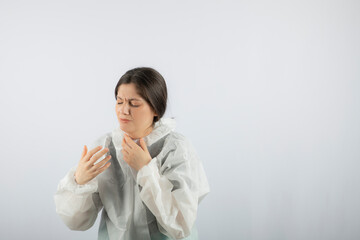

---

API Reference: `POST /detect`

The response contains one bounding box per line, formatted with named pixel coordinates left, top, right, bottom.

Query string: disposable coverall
left=54, top=118, right=210, bottom=240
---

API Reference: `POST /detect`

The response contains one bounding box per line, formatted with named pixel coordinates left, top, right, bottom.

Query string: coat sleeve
left=54, top=166, right=103, bottom=231
left=136, top=137, right=210, bottom=239
left=54, top=133, right=111, bottom=230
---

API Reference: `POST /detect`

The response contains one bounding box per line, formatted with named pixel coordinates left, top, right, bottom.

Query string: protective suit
left=54, top=118, right=210, bottom=240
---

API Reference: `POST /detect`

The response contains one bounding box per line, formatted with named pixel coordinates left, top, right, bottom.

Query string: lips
left=120, top=118, right=131, bottom=123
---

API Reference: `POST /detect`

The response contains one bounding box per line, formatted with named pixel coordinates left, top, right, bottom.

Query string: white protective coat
left=54, top=118, right=210, bottom=240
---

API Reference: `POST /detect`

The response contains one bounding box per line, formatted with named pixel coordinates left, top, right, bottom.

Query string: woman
left=54, top=67, right=210, bottom=240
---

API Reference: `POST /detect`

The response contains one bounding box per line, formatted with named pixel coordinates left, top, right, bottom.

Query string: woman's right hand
left=74, top=145, right=112, bottom=185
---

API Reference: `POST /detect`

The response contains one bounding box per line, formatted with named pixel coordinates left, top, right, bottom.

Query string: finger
left=121, top=137, right=127, bottom=148
left=95, top=162, right=111, bottom=175
left=81, top=145, right=88, bottom=159
left=93, top=155, right=112, bottom=169
left=89, top=147, right=109, bottom=164
left=122, top=143, right=131, bottom=154
left=123, top=135, right=133, bottom=149
left=139, top=138, right=148, bottom=151
left=122, top=138, right=132, bottom=152
left=84, top=145, right=102, bottom=161
left=122, top=152, right=130, bottom=164
left=121, top=148, right=129, bottom=156
left=124, top=134, right=137, bottom=148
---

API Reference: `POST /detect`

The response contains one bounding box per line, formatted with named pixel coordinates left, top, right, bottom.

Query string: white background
left=1, top=0, right=359, bottom=239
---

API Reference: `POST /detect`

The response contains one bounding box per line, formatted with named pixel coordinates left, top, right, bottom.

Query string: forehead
left=117, top=83, right=142, bottom=100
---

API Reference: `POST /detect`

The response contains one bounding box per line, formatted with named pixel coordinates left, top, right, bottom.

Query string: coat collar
left=112, top=117, right=176, bottom=150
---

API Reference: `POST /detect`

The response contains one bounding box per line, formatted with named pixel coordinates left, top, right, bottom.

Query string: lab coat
left=54, top=118, right=210, bottom=240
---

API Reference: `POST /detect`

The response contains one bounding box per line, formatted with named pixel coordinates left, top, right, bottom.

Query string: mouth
left=119, top=118, right=131, bottom=123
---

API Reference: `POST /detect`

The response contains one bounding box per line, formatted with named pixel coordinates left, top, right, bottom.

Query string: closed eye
left=117, top=102, right=139, bottom=107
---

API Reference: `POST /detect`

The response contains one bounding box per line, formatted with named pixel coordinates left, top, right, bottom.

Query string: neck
left=127, top=126, right=153, bottom=139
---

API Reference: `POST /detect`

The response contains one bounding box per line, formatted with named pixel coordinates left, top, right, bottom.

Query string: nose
left=120, top=102, right=130, bottom=115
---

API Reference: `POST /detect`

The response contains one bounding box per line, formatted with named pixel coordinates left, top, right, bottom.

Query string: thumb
left=139, top=138, right=148, bottom=151
left=81, top=145, right=87, bottom=158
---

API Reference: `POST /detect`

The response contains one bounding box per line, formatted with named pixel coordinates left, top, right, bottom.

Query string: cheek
left=130, top=109, right=143, bottom=123
left=133, top=110, right=151, bottom=123
left=115, top=106, right=120, bottom=115
left=142, top=110, right=155, bottom=123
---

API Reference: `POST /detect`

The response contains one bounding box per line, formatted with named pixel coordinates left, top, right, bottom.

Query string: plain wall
left=1, top=0, right=359, bottom=239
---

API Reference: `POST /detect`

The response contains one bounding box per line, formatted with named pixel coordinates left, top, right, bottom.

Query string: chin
left=119, top=124, right=132, bottom=134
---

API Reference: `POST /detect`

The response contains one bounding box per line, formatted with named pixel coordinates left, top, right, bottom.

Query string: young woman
left=54, top=67, right=210, bottom=240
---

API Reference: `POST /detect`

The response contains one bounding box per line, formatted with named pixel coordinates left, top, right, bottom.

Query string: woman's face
left=115, top=83, right=157, bottom=139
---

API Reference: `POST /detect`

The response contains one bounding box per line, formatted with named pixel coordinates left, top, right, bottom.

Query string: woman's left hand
left=121, top=134, right=152, bottom=171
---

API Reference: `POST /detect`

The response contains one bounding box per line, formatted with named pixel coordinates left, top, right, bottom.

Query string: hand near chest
left=121, top=134, right=152, bottom=171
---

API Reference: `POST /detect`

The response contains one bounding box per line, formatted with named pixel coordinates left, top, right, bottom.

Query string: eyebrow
left=117, top=96, right=142, bottom=101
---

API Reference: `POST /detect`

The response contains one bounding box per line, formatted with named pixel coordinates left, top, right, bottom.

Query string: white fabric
left=54, top=118, right=210, bottom=239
